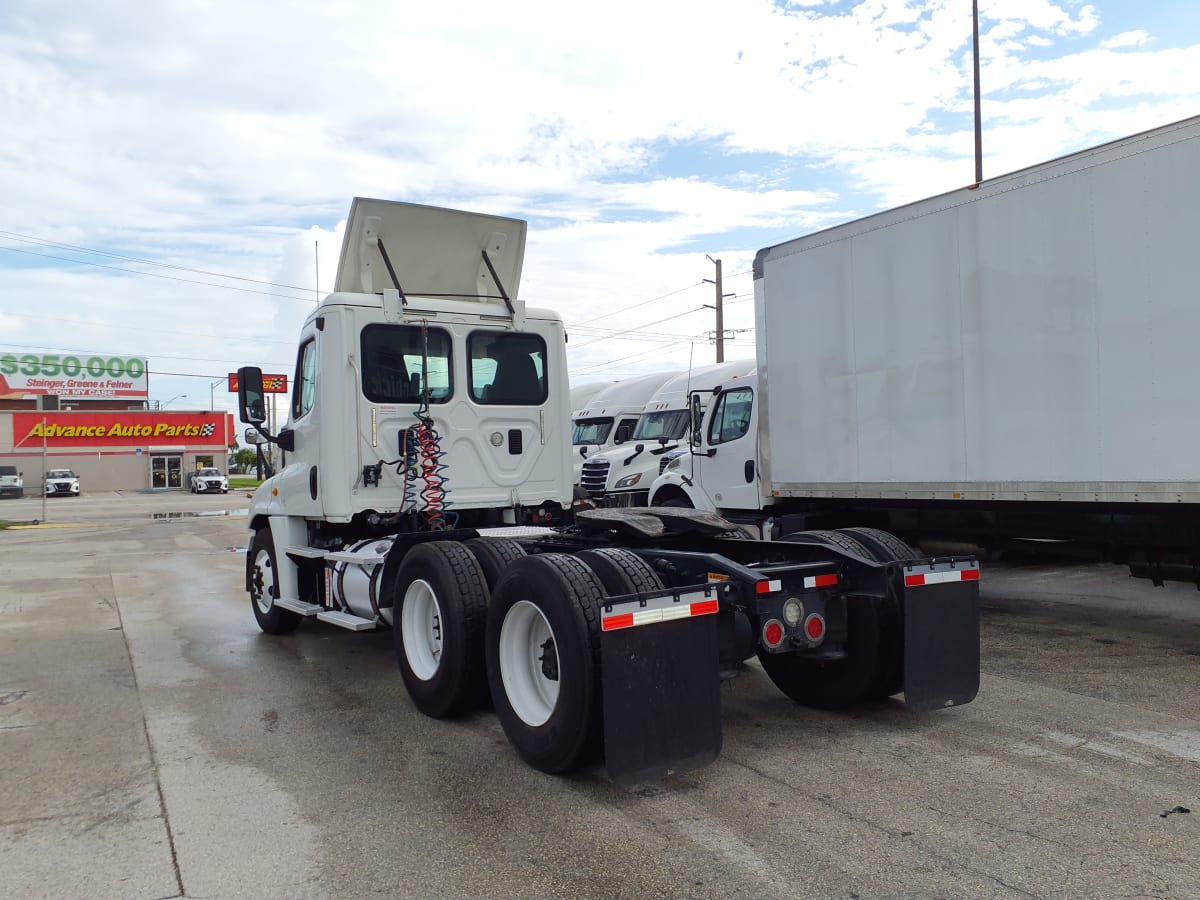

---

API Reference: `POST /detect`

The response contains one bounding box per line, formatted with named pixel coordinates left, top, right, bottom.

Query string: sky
left=2, top=0, right=1199, bottom=417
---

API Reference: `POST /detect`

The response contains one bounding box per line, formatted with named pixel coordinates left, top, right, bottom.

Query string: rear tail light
left=762, top=618, right=786, bottom=650
left=804, top=613, right=826, bottom=643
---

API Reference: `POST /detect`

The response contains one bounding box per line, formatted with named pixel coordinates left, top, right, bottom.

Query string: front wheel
left=486, top=554, right=605, bottom=774
left=249, top=528, right=302, bottom=635
left=392, top=542, right=489, bottom=718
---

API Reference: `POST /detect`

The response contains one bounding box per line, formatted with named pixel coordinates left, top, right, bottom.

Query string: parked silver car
left=190, top=467, right=229, bottom=494
left=45, top=469, right=81, bottom=497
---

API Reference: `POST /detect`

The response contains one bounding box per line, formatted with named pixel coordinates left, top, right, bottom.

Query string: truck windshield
left=633, top=409, right=690, bottom=442
left=572, top=418, right=613, bottom=445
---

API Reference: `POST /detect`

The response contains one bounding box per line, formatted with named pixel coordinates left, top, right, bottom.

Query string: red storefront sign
left=14, top=412, right=234, bottom=448
left=227, top=373, right=288, bottom=393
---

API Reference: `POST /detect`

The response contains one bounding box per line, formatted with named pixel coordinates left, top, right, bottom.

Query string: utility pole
left=704, top=256, right=734, bottom=363
left=705, top=256, right=724, bottom=363
left=972, top=0, right=983, bottom=184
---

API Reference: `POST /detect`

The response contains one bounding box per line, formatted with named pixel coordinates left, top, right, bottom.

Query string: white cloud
left=0, top=0, right=1198, bottom=385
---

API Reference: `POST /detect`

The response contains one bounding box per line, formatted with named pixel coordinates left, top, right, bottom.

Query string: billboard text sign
left=1, top=352, right=149, bottom=399
left=14, top=412, right=231, bottom=448
left=227, top=373, right=288, bottom=393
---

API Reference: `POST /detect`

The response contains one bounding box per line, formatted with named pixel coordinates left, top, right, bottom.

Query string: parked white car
left=190, top=468, right=229, bottom=494
left=45, top=469, right=81, bottom=497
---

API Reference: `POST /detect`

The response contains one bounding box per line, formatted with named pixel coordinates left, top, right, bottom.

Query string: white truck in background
left=0, top=465, right=23, bottom=499
left=570, top=370, right=677, bottom=485
left=579, top=362, right=754, bottom=506
left=234, top=198, right=980, bottom=783
left=650, top=114, right=1200, bottom=588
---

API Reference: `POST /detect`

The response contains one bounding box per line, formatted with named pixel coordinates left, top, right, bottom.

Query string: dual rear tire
left=758, top=528, right=912, bottom=709
left=390, top=540, right=661, bottom=775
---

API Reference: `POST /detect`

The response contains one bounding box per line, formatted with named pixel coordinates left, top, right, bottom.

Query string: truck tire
left=393, top=542, right=490, bottom=718
left=574, top=548, right=663, bottom=596
left=486, top=554, right=605, bottom=774
left=654, top=495, right=693, bottom=509
left=836, top=528, right=912, bottom=700
left=762, top=529, right=885, bottom=709
left=837, top=527, right=916, bottom=561
left=464, top=537, right=526, bottom=592
left=249, top=528, right=302, bottom=635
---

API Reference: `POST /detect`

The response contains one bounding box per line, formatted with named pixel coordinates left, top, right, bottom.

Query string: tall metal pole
left=41, top=416, right=47, bottom=523
left=713, top=258, right=725, bottom=363
left=315, top=240, right=321, bottom=303
left=972, top=0, right=983, bottom=184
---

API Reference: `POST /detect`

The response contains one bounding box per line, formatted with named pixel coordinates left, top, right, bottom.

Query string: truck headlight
left=613, top=473, right=642, bottom=489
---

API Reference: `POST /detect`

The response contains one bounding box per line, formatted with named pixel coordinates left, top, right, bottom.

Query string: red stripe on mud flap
left=905, top=568, right=981, bottom=588
left=602, top=612, right=635, bottom=631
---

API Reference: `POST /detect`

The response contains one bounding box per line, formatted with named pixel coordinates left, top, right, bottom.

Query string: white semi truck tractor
left=579, top=362, right=755, bottom=507
left=650, top=115, right=1200, bottom=588
left=570, top=369, right=678, bottom=486
left=237, top=198, right=981, bottom=783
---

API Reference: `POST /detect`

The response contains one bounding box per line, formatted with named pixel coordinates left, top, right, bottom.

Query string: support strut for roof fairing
left=481, top=249, right=516, bottom=316
left=375, top=238, right=408, bottom=305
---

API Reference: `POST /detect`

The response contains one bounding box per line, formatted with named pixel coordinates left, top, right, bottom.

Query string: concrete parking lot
left=1, top=492, right=1197, bottom=899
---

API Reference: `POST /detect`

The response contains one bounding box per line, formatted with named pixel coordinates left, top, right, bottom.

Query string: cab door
left=698, top=385, right=761, bottom=511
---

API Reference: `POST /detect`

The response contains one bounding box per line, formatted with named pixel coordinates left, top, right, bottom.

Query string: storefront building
left=0, top=410, right=236, bottom=493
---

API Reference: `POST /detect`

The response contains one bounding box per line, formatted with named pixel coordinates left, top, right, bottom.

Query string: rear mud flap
left=902, top=566, right=980, bottom=712
left=601, top=613, right=722, bottom=784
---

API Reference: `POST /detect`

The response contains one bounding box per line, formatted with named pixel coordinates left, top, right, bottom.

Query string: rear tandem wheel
left=758, top=529, right=892, bottom=709
left=486, top=554, right=607, bottom=774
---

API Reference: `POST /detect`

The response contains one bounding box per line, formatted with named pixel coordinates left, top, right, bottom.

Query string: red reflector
left=813, top=573, right=838, bottom=588
left=763, top=620, right=784, bottom=647
left=689, top=599, right=719, bottom=617
left=756, top=579, right=782, bottom=595
left=805, top=615, right=825, bottom=640
left=601, top=613, right=634, bottom=632
left=904, top=574, right=925, bottom=587
left=962, top=568, right=980, bottom=581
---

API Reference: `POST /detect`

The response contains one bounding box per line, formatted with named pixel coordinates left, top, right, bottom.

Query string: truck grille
left=580, top=458, right=610, bottom=499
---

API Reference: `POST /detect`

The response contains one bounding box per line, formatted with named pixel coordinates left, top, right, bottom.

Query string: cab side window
left=293, top=338, right=318, bottom=419
left=708, top=388, right=753, bottom=445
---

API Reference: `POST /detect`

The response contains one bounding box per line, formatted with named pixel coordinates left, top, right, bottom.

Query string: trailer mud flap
left=600, top=591, right=722, bottom=784
left=901, top=563, right=981, bottom=712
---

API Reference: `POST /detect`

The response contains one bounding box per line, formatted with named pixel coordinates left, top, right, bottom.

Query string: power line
left=569, top=307, right=710, bottom=351
left=0, top=228, right=316, bottom=293
left=0, top=311, right=299, bottom=347
left=568, top=282, right=705, bottom=327
left=0, top=245, right=318, bottom=302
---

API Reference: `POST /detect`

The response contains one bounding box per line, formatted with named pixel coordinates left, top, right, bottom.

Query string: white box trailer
left=751, top=114, right=1200, bottom=582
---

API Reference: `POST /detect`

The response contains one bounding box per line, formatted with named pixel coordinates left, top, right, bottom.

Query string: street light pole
left=209, top=378, right=224, bottom=411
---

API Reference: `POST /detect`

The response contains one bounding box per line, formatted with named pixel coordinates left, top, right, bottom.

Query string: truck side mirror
left=691, top=394, right=704, bottom=446
left=238, top=367, right=267, bottom=425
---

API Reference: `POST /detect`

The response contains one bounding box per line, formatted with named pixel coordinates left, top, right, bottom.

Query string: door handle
left=744, top=460, right=755, bottom=483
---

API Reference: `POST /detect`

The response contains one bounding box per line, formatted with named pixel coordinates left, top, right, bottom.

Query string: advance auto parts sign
left=14, top=412, right=231, bottom=448
left=0, top=352, right=149, bottom=399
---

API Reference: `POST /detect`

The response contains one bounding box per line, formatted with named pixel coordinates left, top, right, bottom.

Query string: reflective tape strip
left=601, top=595, right=720, bottom=632
left=755, top=579, right=783, bottom=595
left=904, top=568, right=980, bottom=587
left=803, top=573, right=838, bottom=589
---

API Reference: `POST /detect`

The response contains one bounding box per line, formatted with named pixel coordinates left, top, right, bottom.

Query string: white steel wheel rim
left=253, top=549, right=275, bottom=615
left=499, top=600, right=559, bottom=727
left=401, top=579, right=443, bottom=681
